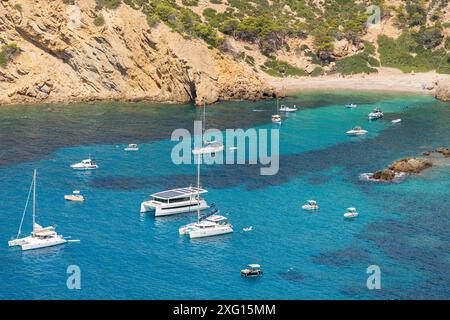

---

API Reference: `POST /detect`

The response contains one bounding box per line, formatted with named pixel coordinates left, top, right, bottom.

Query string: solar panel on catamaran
left=151, top=187, right=207, bottom=199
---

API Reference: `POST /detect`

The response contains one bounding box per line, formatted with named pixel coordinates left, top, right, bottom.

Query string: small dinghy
left=302, top=200, right=319, bottom=210
left=272, top=114, right=282, bottom=124
left=243, top=226, right=253, bottom=232
left=345, top=103, right=357, bottom=108
left=392, top=119, right=402, bottom=124
left=343, top=207, right=359, bottom=219
left=64, top=190, right=84, bottom=202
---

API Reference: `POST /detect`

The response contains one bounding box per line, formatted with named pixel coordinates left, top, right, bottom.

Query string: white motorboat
left=140, top=186, right=209, bottom=216
left=279, top=105, right=298, bottom=112
left=346, top=126, right=368, bottom=136
left=178, top=144, right=233, bottom=239
left=8, top=170, right=72, bottom=251
left=343, top=207, right=359, bottom=219
left=272, top=99, right=282, bottom=124
left=243, top=226, right=253, bottom=232
left=124, top=144, right=139, bottom=151
left=70, top=158, right=98, bottom=170
left=240, top=264, right=263, bottom=277
left=302, top=200, right=319, bottom=210
left=368, top=107, right=384, bottom=120
left=64, top=190, right=84, bottom=202
left=193, top=143, right=224, bottom=155
left=392, top=119, right=402, bottom=124
left=345, top=103, right=357, bottom=108
left=272, top=114, right=282, bottom=124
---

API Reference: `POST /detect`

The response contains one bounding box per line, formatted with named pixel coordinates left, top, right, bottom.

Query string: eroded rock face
left=435, top=79, right=450, bottom=102
left=0, top=1, right=276, bottom=105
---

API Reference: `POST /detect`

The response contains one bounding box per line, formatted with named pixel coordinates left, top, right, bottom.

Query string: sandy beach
left=266, top=68, right=450, bottom=95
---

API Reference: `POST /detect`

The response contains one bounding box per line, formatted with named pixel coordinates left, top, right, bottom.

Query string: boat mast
left=196, top=152, right=201, bottom=223
left=32, top=169, right=36, bottom=236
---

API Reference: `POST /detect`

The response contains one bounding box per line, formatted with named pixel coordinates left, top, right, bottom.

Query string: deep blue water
left=0, top=91, right=449, bottom=299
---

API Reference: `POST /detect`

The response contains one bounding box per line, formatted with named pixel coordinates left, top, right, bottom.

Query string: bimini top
left=150, top=187, right=208, bottom=200
left=248, top=264, right=261, bottom=269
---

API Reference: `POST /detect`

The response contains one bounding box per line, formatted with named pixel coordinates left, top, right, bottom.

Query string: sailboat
left=178, top=146, right=233, bottom=239
left=8, top=170, right=74, bottom=251
left=201, top=102, right=224, bottom=154
left=272, top=99, right=282, bottom=124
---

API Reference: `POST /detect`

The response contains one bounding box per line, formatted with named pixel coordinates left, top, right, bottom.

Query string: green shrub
left=378, top=34, right=450, bottom=74
left=95, top=0, right=121, bottom=10
left=310, top=66, right=322, bottom=77
left=14, top=4, right=23, bottom=12
left=414, top=26, right=444, bottom=49
left=0, top=43, right=20, bottom=68
left=94, top=15, right=105, bottom=26
left=335, top=53, right=378, bottom=75
left=262, top=59, right=306, bottom=77
left=245, top=55, right=255, bottom=66
left=182, top=0, right=198, bottom=6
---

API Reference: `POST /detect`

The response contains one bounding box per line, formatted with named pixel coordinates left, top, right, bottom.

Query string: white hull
left=70, top=166, right=98, bottom=170
left=344, top=213, right=359, bottom=219
left=302, top=205, right=319, bottom=210
left=280, top=107, right=298, bottom=112
left=9, top=235, right=67, bottom=251
left=64, top=195, right=84, bottom=202
left=140, top=199, right=209, bottom=216
left=346, top=130, right=368, bottom=136
left=189, top=225, right=233, bottom=239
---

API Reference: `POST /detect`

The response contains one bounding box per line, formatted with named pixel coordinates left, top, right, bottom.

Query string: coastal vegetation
left=88, top=0, right=450, bottom=77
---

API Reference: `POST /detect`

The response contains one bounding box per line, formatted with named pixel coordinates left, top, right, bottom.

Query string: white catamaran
left=8, top=170, right=76, bottom=251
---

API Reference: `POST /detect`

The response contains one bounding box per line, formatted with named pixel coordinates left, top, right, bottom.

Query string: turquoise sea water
left=0, top=91, right=449, bottom=299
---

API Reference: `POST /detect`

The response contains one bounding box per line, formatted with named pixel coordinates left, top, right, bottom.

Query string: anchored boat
left=64, top=190, right=84, bottom=202
left=124, top=144, right=139, bottom=151
left=140, top=187, right=209, bottom=216
left=240, top=264, right=263, bottom=277
left=368, top=107, right=384, bottom=120
left=346, top=126, right=368, bottom=136
left=302, top=200, right=319, bottom=210
left=343, top=207, right=359, bottom=219
left=8, top=170, right=75, bottom=251
left=70, top=158, right=98, bottom=170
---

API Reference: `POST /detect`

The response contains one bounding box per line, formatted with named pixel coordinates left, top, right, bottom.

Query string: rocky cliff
left=0, top=0, right=276, bottom=105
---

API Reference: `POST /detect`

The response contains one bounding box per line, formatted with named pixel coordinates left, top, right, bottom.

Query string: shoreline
left=1, top=69, right=448, bottom=107
left=266, top=68, right=450, bottom=96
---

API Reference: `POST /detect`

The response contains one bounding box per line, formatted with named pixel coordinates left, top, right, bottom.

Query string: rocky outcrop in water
left=435, top=79, right=450, bottom=102
left=0, top=1, right=276, bottom=106
left=365, top=157, right=433, bottom=182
